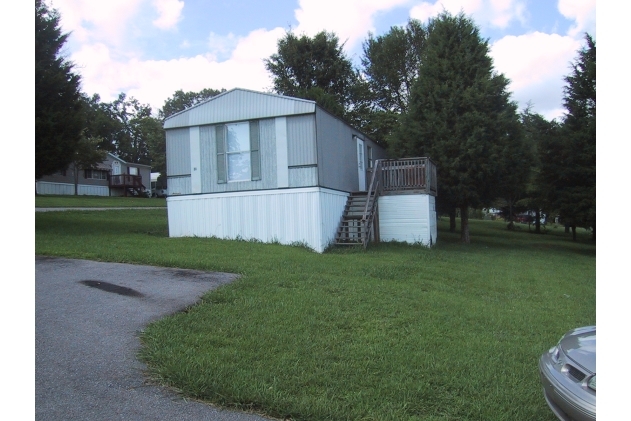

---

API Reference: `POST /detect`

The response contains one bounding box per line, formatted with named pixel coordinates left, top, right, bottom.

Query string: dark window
left=85, top=169, right=108, bottom=180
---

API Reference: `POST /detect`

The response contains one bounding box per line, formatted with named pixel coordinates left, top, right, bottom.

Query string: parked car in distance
left=539, top=326, right=596, bottom=421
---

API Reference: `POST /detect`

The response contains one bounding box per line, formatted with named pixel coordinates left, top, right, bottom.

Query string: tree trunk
left=571, top=225, right=577, bottom=241
left=535, top=209, right=541, bottom=233
left=449, top=208, right=456, bottom=232
left=460, top=206, right=470, bottom=243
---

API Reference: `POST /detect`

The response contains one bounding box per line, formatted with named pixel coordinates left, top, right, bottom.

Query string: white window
left=226, top=122, right=251, bottom=181
left=216, top=121, right=261, bottom=183
left=128, top=167, right=139, bottom=175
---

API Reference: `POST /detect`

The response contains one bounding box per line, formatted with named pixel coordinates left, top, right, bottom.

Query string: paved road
left=36, top=256, right=275, bottom=421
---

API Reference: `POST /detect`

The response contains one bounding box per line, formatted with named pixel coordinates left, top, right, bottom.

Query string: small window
left=367, top=146, right=373, bottom=169
left=128, top=167, right=138, bottom=175
left=85, top=169, right=108, bottom=180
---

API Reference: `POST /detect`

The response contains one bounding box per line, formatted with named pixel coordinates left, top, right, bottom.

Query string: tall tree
left=265, top=31, right=359, bottom=118
left=391, top=12, right=523, bottom=243
left=538, top=34, right=596, bottom=241
left=35, top=0, right=84, bottom=180
left=362, top=19, right=427, bottom=115
left=562, top=34, right=596, bottom=240
left=359, top=20, right=428, bottom=145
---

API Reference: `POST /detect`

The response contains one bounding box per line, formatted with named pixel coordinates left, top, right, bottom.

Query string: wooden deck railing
left=109, top=174, right=143, bottom=189
left=379, top=158, right=437, bottom=195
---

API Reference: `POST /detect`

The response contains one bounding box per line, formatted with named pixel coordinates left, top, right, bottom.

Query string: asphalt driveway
left=35, top=256, right=275, bottom=421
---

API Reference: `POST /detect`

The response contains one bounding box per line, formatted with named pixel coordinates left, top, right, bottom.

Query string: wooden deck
left=110, top=174, right=144, bottom=196
left=335, top=157, right=437, bottom=248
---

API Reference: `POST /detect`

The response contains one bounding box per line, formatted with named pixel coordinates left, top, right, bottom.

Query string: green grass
left=35, top=210, right=595, bottom=421
left=35, top=194, right=166, bottom=208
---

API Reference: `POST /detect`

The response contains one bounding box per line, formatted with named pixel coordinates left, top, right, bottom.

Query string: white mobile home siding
left=167, top=187, right=348, bottom=252
left=378, top=194, right=437, bottom=246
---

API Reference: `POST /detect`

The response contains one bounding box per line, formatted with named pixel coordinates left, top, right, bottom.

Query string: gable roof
left=106, top=152, right=151, bottom=168
left=163, top=88, right=317, bottom=129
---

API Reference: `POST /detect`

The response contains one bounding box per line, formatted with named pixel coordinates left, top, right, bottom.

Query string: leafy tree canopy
left=35, top=0, right=84, bottom=180
left=265, top=31, right=359, bottom=117
left=361, top=19, right=427, bottom=115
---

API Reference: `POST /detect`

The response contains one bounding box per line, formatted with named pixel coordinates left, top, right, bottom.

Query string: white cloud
left=207, top=32, right=239, bottom=61
left=52, top=0, right=145, bottom=45
left=491, top=32, right=581, bottom=120
left=69, top=27, right=287, bottom=112
left=293, top=0, right=409, bottom=51
left=557, top=0, right=596, bottom=37
left=152, top=0, right=184, bottom=30
left=409, top=0, right=525, bottom=29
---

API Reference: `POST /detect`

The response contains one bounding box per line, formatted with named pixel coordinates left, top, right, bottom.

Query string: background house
left=36, top=153, right=151, bottom=197
left=164, top=88, right=436, bottom=252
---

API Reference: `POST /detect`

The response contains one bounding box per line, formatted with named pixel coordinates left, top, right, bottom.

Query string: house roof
left=163, top=88, right=317, bottom=129
left=106, top=153, right=151, bottom=169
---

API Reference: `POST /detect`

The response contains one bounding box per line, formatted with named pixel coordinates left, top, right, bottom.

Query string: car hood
left=560, top=326, right=596, bottom=373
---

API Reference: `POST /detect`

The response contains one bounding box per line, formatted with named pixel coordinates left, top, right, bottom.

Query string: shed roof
left=163, top=88, right=317, bottom=129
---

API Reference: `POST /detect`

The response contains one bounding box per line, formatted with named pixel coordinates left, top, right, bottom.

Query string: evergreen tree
left=562, top=34, right=596, bottom=240
left=392, top=12, right=522, bottom=243
left=35, top=0, right=84, bottom=180
left=538, top=34, right=595, bottom=241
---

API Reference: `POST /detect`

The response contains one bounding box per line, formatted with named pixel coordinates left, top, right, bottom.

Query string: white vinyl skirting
left=378, top=194, right=437, bottom=246
left=166, top=187, right=349, bottom=252
left=36, top=181, right=110, bottom=197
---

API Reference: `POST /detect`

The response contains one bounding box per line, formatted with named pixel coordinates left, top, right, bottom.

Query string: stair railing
left=361, top=159, right=383, bottom=248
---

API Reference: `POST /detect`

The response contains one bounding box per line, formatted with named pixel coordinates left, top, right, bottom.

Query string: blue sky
left=49, top=0, right=596, bottom=121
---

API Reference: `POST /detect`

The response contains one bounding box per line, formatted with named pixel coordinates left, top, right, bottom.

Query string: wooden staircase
left=334, top=190, right=379, bottom=247
left=335, top=192, right=369, bottom=246
left=334, top=157, right=437, bottom=249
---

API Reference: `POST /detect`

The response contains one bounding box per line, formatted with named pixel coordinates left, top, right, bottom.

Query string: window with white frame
left=216, top=121, right=261, bottom=183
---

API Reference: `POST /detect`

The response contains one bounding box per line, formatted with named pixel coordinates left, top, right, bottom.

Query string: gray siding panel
left=166, top=128, right=191, bottom=176
left=315, top=109, right=358, bottom=192
left=288, top=167, right=318, bottom=187
left=314, top=108, right=387, bottom=193
left=166, top=176, right=191, bottom=196
left=164, top=89, right=316, bottom=129
left=287, top=114, right=317, bottom=166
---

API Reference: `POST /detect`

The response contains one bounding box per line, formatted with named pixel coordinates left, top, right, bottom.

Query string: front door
left=356, top=137, right=366, bottom=191
left=112, top=161, right=121, bottom=175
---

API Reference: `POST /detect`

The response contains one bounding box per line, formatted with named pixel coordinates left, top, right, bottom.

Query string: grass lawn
left=35, top=210, right=595, bottom=421
left=35, top=194, right=166, bottom=208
